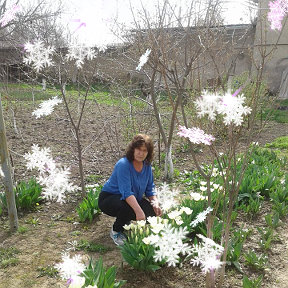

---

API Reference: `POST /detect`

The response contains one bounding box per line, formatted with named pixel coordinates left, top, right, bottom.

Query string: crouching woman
left=98, top=134, right=162, bottom=246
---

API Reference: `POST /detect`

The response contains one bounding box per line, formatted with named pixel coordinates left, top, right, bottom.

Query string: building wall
left=253, top=0, right=288, bottom=94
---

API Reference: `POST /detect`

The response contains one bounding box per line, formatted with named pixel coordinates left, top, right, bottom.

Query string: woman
left=98, top=134, right=162, bottom=246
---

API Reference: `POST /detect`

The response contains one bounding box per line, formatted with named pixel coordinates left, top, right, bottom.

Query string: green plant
left=266, top=136, right=288, bottom=150
left=120, top=223, right=161, bottom=272
left=25, top=217, right=40, bottom=226
left=0, top=247, right=20, bottom=268
left=243, top=250, right=268, bottom=271
left=237, top=147, right=283, bottom=200
left=0, top=178, right=42, bottom=212
left=37, top=265, right=59, bottom=278
left=17, top=226, right=29, bottom=234
left=265, top=213, right=281, bottom=229
left=239, top=195, right=263, bottom=220
left=257, top=227, right=277, bottom=251
left=152, top=164, right=161, bottom=179
left=77, top=186, right=102, bottom=223
left=226, top=228, right=251, bottom=272
left=15, top=178, right=43, bottom=211
left=80, top=257, right=126, bottom=288
left=76, top=239, right=111, bottom=253
left=242, top=275, right=263, bottom=288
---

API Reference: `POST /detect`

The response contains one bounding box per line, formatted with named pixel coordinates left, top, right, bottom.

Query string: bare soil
left=0, top=99, right=288, bottom=288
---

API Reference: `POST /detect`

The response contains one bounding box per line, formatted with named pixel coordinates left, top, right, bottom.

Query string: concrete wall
left=253, top=0, right=288, bottom=95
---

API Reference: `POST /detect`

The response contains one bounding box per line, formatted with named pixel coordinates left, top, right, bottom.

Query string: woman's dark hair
left=126, top=134, right=154, bottom=164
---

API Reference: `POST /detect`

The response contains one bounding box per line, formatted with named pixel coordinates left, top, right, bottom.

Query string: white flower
left=32, top=96, right=62, bottom=118
left=190, top=192, right=207, bottom=201
left=38, top=166, right=77, bottom=204
left=54, top=252, right=85, bottom=281
left=136, top=49, right=151, bottom=71
left=143, top=234, right=159, bottom=245
left=217, top=93, right=251, bottom=126
left=190, top=234, right=224, bottom=274
left=24, top=40, right=55, bottom=72
left=179, top=207, right=193, bottom=215
left=154, top=183, right=179, bottom=212
left=0, top=4, right=20, bottom=27
left=68, top=276, right=86, bottom=288
left=191, top=207, right=213, bottom=228
left=213, top=183, right=220, bottom=190
left=66, top=240, right=78, bottom=252
left=24, top=144, right=77, bottom=203
left=195, top=91, right=251, bottom=126
left=136, top=220, right=146, bottom=227
left=168, top=209, right=182, bottom=220
left=200, top=186, right=206, bottom=192
left=66, top=44, right=96, bottom=69
left=151, top=224, right=191, bottom=267
left=23, top=144, right=54, bottom=172
left=150, top=223, right=165, bottom=234
left=195, top=90, right=221, bottom=120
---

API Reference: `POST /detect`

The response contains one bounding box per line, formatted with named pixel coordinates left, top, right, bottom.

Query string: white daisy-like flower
left=217, top=93, right=251, bottom=126
left=32, top=96, right=62, bottom=119
left=136, top=48, right=151, bottom=71
left=54, top=252, right=85, bottom=281
left=151, top=224, right=191, bottom=267
left=190, top=234, right=224, bottom=274
left=191, top=207, right=213, bottom=228
left=38, top=166, right=77, bottom=204
left=66, top=44, right=96, bottom=69
left=154, top=183, right=179, bottom=212
left=24, top=40, right=55, bottom=72
left=195, top=90, right=221, bottom=121
left=24, top=145, right=77, bottom=203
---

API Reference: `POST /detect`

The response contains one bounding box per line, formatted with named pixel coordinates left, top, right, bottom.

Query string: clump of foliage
left=266, top=136, right=288, bottom=150
left=37, top=265, right=59, bottom=278
left=120, top=223, right=162, bottom=272
left=80, top=257, right=126, bottom=288
left=77, top=185, right=102, bottom=223
left=0, top=178, right=42, bottom=213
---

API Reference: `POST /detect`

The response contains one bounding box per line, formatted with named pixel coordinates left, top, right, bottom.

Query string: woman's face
left=133, top=144, right=148, bottom=162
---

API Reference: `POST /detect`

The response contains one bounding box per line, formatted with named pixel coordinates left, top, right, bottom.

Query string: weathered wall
left=253, top=0, right=288, bottom=96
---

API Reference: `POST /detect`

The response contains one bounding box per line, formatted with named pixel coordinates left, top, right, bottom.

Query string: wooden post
left=0, top=93, right=18, bottom=231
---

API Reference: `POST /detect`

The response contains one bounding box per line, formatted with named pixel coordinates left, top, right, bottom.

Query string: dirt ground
left=0, top=99, right=288, bottom=288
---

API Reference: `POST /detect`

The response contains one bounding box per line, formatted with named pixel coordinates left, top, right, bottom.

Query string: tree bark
left=0, top=94, right=18, bottom=232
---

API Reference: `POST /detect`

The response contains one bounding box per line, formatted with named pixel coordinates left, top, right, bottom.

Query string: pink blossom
left=0, top=4, right=20, bottom=27
left=268, top=0, right=288, bottom=31
left=178, top=125, right=215, bottom=146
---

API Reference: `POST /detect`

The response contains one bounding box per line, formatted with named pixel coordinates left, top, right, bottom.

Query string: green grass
left=76, top=239, right=112, bottom=253
left=266, top=136, right=288, bottom=150
left=260, top=99, right=288, bottom=123
left=0, top=247, right=20, bottom=268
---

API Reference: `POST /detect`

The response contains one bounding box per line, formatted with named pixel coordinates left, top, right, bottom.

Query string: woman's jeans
left=98, top=191, right=155, bottom=232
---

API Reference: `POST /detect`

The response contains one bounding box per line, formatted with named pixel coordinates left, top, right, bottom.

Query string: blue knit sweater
left=102, top=157, right=156, bottom=201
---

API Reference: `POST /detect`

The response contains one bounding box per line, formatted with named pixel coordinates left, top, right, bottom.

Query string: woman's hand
left=153, top=205, right=162, bottom=217
left=136, top=210, right=146, bottom=221
left=149, top=196, right=162, bottom=217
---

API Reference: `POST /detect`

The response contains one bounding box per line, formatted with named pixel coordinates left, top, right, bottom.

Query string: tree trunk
left=164, top=144, right=173, bottom=180
left=0, top=94, right=18, bottom=232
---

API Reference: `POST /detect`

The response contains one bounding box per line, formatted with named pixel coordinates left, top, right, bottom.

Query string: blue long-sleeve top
left=102, top=157, right=156, bottom=201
